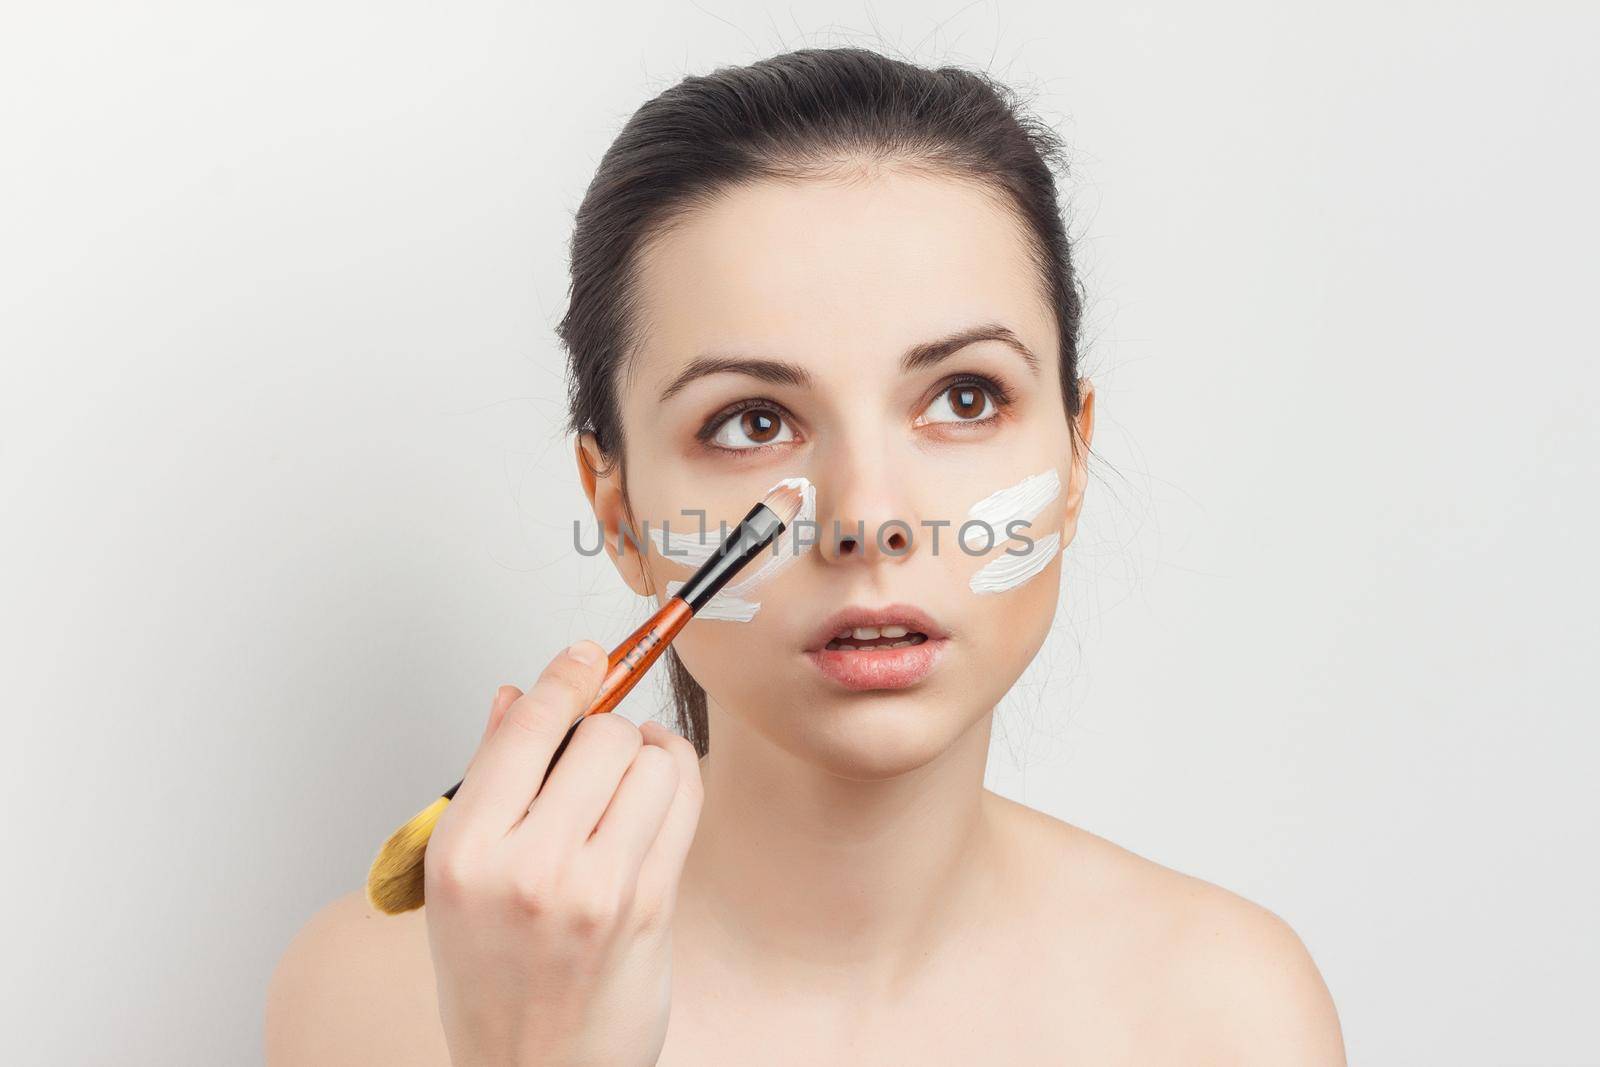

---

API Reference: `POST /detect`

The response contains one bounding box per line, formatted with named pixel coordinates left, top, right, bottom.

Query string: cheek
left=640, top=483, right=812, bottom=617
left=944, top=471, right=1067, bottom=691
left=950, top=466, right=1064, bottom=593
left=977, top=551, right=1061, bottom=663
left=623, top=481, right=734, bottom=597
left=666, top=612, right=792, bottom=718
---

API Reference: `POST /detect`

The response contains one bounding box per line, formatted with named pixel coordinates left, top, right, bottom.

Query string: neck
left=675, top=697, right=1003, bottom=1003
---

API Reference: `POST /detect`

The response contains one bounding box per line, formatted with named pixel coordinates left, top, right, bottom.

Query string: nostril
left=885, top=529, right=906, bottom=551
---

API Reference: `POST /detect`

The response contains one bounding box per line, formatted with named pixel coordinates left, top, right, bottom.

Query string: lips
left=801, top=603, right=951, bottom=691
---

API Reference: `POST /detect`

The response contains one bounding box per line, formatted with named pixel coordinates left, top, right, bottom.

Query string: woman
left=267, top=47, right=1345, bottom=1064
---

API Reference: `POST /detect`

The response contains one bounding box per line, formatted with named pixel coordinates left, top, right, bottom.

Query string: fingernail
left=567, top=641, right=603, bottom=666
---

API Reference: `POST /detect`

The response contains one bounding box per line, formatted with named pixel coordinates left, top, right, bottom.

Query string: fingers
left=448, top=641, right=608, bottom=837
left=583, top=727, right=679, bottom=871
left=477, top=685, right=524, bottom=749
left=628, top=720, right=706, bottom=907
left=518, top=712, right=644, bottom=851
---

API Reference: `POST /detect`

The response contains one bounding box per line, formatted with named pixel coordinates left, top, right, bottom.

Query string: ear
left=575, top=432, right=654, bottom=598
left=1058, top=378, right=1096, bottom=549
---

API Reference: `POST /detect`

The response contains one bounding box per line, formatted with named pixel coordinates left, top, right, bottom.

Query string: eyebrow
left=658, top=354, right=810, bottom=404
left=904, top=323, right=1040, bottom=377
left=657, top=322, right=1041, bottom=403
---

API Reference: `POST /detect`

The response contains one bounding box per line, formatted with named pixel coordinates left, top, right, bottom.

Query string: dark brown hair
left=558, top=47, right=1085, bottom=756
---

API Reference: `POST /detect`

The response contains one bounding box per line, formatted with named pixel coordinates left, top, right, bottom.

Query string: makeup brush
left=366, top=481, right=806, bottom=915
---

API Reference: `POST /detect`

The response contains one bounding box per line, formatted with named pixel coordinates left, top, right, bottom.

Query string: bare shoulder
left=264, top=890, right=447, bottom=1066
left=988, top=793, right=1347, bottom=1065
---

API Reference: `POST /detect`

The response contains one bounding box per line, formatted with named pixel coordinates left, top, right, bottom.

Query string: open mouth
left=804, top=607, right=949, bottom=691
left=823, top=626, right=930, bottom=651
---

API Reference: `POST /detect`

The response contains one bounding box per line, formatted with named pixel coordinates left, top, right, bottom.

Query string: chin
left=775, top=689, right=982, bottom=781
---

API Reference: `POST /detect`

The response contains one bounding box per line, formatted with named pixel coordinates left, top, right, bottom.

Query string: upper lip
left=802, top=603, right=950, bottom=651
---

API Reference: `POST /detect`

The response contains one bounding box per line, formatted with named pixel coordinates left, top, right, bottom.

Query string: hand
left=423, top=641, right=704, bottom=1066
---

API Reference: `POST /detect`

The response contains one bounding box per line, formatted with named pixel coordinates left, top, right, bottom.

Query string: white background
left=3, top=2, right=1596, bottom=1063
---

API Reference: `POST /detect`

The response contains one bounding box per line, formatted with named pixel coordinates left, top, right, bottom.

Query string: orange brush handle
left=533, top=596, right=695, bottom=789
left=590, top=596, right=694, bottom=716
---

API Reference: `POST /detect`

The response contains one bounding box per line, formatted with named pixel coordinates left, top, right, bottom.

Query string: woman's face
left=580, top=165, right=1094, bottom=780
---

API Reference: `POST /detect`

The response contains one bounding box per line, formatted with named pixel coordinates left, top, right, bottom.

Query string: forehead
left=628, top=167, right=1055, bottom=391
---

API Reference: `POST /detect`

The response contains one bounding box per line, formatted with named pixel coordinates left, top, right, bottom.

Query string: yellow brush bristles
left=366, top=795, right=450, bottom=915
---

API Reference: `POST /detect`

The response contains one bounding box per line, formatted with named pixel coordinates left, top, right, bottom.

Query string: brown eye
left=709, top=405, right=795, bottom=450
left=742, top=410, right=780, bottom=442
left=947, top=385, right=985, bottom=419
left=918, top=381, right=998, bottom=425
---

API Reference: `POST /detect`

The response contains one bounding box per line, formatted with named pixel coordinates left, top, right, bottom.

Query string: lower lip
left=803, top=637, right=949, bottom=691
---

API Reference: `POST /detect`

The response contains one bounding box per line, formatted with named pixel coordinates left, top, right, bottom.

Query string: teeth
left=851, top=626, right=881, bottom=640
left=881, top=625, right=908, bottom=638
left=824, top=634, right=929, bottom=651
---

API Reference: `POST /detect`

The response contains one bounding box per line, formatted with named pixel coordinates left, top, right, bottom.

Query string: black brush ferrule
left=678, top=502, right=788, bottom=613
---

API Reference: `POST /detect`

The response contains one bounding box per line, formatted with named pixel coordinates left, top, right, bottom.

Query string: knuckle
left=502, top=700, right=558, bottom=741
left=424, top=846, right=476, bottom=902
left=634, top=743, right=679, bottom=782
left=631, top=890, right=669, bottom=933
left=540, top=660, right=598, bottom=705
left=508, top=866, right=559, bottom=916
left=666, top=732, right=704, bottom=769
left=579, top=713, right=641, bottom=752
left=568, top=868, right=632, bottom=935
left=570, top=896, right=616, bottom=936
left=672, top=749, right=705, bottom=800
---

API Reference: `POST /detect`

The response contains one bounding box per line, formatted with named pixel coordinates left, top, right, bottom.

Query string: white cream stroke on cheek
left=641, top=469, right=1052, bottom=612
left=965, top=467, right=1062, bottom=594
left=964, top=468, right=1059, bottom=529
left=969, top=531, right=1061, bottom=594
left=650, top=476, right=817, bottom=622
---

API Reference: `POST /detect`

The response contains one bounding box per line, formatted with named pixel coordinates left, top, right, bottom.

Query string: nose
left=810, top=443, right=921, bottom=568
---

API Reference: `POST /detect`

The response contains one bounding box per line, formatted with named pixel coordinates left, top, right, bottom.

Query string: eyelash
left=695, top=373, right=1017, bottom=455
left=694, top=397, right=789, bottom=449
